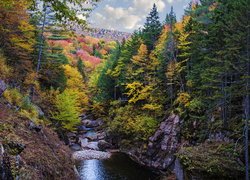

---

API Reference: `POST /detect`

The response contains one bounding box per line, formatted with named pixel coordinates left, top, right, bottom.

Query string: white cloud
left=133, top=0, right=166, bottom=12
left=91, top=3, right=142, bottom=30
left=89, top=0, right=188, bottom=32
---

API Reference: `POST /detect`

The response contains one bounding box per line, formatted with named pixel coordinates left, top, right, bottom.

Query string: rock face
left=128, top=114, right=181, bottom=171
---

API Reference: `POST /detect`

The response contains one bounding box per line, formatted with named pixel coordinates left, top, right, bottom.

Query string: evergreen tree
left=142, top=3, right=162, bottom=51
left=95, top=42, right=121, bottom=102
left=77, top=58, right=85, bottom=79
left=165, top=6, right=177, bottom=25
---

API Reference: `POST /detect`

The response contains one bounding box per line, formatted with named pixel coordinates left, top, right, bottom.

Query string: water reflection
left=77, top=153, right=158, bottom=180
left=79, top=160, right=107, bottom=180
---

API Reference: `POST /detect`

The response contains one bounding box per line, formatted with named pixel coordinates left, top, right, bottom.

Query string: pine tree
left=165, top=6, right=177, bottom=25
left=142, top=3, right=162, bottom=51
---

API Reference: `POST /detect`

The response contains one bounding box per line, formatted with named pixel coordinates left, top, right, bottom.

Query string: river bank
left=70, top=114, right=244, bottom=180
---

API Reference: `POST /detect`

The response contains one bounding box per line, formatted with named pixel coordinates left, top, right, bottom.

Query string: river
left=75, top=121, right=160, bottom=180
left=76, top=153, right=158, bottom=180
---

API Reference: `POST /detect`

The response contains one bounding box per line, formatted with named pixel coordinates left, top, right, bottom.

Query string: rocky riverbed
left=68, top=116, right=114, bottom=162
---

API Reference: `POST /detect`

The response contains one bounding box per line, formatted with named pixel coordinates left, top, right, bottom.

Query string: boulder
left=79, top=138, right=99, bottom=150
left=85, top=134, right=98, bottom=141
left=96, top=132, right=106, bottom=140
left=70, top=144, right=82, bottom=151
left=81, top=119, right=103, bottom=128
left=77, top=125, right=91, bottom=133
left=67, top=132, right=78, bottom=144
left=86, top=142, right=99, bottom=150
left=79, top=138, right=88, bottom=147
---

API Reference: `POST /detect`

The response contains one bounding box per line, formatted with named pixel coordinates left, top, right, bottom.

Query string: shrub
left=108, top=105, right=158, bottom=141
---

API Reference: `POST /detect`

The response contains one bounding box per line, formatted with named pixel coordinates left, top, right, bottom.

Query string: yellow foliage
left=3, top=88, right=23, bottom=107
left=176, top=92, right=191, bottom=108
left=0, top=52, right=12, bottom=80
left=142, top=103, right=162, bottom=111
left=64, top=64, right=84, bottom=90
left=23, top=72, right=40, bottom=90
left=131, top=44, right=148, bottom=65
left=126, top=82, right=152, bottom=104
left=63, top=64, right=89, bottom=110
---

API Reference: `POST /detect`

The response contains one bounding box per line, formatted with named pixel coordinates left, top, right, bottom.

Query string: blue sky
left=87, top=0, right=192, bottom=32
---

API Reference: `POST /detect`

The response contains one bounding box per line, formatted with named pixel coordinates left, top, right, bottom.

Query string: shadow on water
left=76, top=153, right=160, bottom=180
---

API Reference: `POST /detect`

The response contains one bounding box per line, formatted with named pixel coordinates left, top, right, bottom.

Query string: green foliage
left=177, top=142, right=244, bottom=179
left=108, top=104, right=157, bottom=141
left=77, top=59, right=85, bottom=78
left=94, top=43, right=121, bottom=102
left=20, top=96, right=39, bottom=121
left=53, top=89, right=81, bottom=131
left=29, top=0, right=100, bottom=26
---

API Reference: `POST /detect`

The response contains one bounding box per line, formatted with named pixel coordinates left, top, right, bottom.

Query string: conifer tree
left=142, top=3, right=162, bottom=51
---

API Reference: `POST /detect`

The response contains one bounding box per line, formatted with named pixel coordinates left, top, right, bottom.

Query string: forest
left=0, top=0, right=249, bottom=179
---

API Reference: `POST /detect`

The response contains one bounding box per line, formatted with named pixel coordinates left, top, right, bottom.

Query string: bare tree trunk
left=31, top=3, right=47, bottom=99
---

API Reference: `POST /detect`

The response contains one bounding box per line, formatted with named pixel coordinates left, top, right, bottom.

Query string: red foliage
left=81, top=44, right=93, bottom=54
left=48, top=40, right=71, bottom=47
left=76, top=50, right=101, bottom=66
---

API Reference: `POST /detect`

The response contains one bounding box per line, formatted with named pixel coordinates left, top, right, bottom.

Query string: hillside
left=74, top=27, right=131, bottom=42
left=0, top=100, right=76, bottom=179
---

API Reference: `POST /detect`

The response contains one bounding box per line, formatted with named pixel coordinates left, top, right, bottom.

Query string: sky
left=87, top=0, right=192, bottom=32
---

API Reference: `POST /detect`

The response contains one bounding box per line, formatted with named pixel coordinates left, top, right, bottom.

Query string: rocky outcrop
left=122, top=114, right=181, bottom=174
left=146, top=114, right=181, bottom=170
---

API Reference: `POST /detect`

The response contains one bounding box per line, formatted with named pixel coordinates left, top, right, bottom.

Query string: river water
left=76, top=153, right=158, bottom=180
